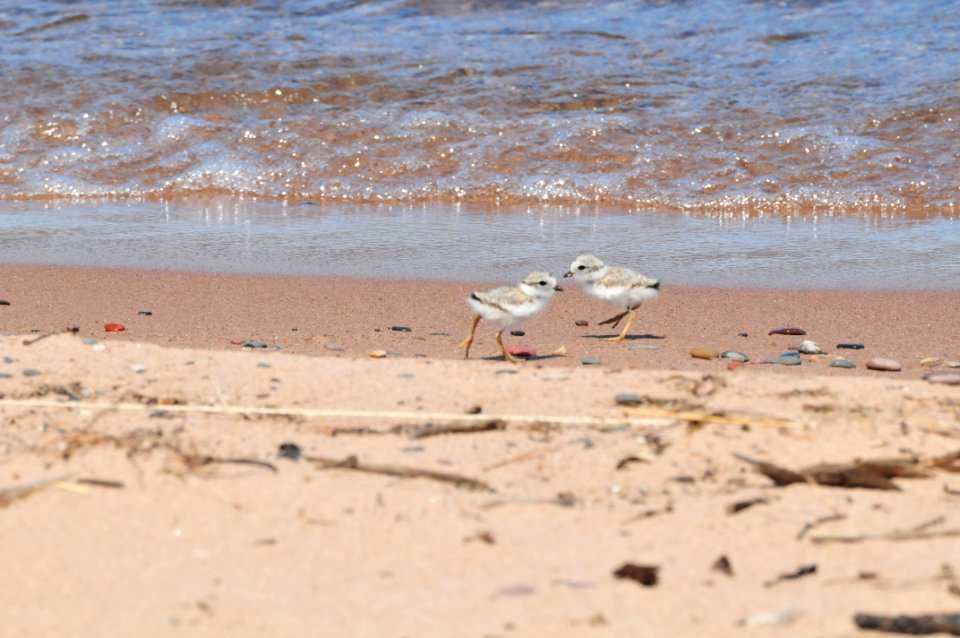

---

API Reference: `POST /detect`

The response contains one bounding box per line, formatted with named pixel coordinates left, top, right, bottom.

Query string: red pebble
left=104, top=323, right=125, bottom=332
left=508, top=345, right=537, bottom=358
left=727, top=360, right=745, bottom=371
left=229, top=338, right=246, bottom=345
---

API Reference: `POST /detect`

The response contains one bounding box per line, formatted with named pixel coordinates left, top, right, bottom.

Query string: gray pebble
left=721, top=351, right=750, bottom=361
left=243, top=340, right=268, bottom=348
left=830, top=358, right=856, bottom=369
left=768, top=355, right=801, bottom=366
left=391, top=326, right=412, bottom=332
left=614, top=393, right=645, bottom=406
left=837, top=343, right=865, bottom=350
left=23, top=369, right=42, bottom=377
left=324, top=342, right=346, bottom=351
left=429, top=332, right=451, bottom=337
left=510, top=330, right=525, bottom=337
left=138, top=310, right=153, bottom=316
left=402, top=446, right=426, bottom=453
left=581, top=356, right=602, bottom=366
left=495, top=369, right=519, bottom=375
left=256, top=362, right=271, bottom=368
left=2, top=356, right=12, bottom=364
left=397, top=373, right=415, bottom=379
left=129, top=364, right=146, bottom=373
left=0, top=373, right=12, bottom=379
left=80, top=338, right=100, bottom=346
left=924, top=371, right=960, bottom=386
left=629, top=344, right=658, bottom=350
left=866, top=357, right=901, bottom=372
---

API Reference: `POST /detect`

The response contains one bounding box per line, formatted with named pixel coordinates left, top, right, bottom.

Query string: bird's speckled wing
left=473, top=285, right=533, bottom=313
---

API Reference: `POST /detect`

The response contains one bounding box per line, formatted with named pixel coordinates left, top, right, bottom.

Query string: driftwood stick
left=307, top=454, right=494, bottom=492
left=410, top=419, right=506, bottom=439
left=854, top=612, right=960, bottom=635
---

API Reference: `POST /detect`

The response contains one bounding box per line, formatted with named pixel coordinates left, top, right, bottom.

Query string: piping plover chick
left=458, top=271, right=562, bottom=363
left=564, top=254, right=660, bottom=342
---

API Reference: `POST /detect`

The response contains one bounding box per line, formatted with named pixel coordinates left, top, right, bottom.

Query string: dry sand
left=1, top=265, right=960, bottom=637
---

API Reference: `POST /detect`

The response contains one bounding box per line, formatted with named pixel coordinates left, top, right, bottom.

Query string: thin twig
left=306, top=454, right=494, bottom=492
left=623, top=407, right=792, bottom=429
left=483, top=445, right=562, bottom=472
left=797, top=513, right=846, bottom=540
left=410, top=419, right=507, bottom=439
left=810, top=517, right=960, bottom=544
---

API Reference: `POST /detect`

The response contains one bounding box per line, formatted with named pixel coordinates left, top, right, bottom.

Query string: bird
left=564, top=254, right=660, bottom=342
left=458, top=271, right=562, bottom=363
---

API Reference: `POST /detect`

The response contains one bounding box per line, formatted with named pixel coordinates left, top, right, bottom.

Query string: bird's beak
left=553, top=285, right=563, bottom=292
left=563, top=271, right=573, bottom=278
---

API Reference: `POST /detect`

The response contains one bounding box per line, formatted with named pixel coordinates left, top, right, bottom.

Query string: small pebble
left=243, top=341, right=268, bottom=348
left=947, top=361, right=960, bottom=368
left=397, top=373, right=415, bottom=379
left=92, top=343, right=106, bottom=352
left=324, top=342, right=346, bottom=351
left=924, top=371, right=960, bottom=386
left=104, top=323, right=125, bottom=332
left=278, top=443, right=302, bottom=460
left=737, top=332, right=748, bottom=337
left=495, top=369, right=518, bottom=375
left=510, top=330, right=525, bottom=337
left=429, top=332, right=451, bottom=337
left=690, top=348, right=720, bottom=360
left=629, top=344, right=658, bottom=351
left=129, top=364, right=146, bottom=373
left=798, top=340, right=825, bottom=355
left=81, top=338, right=99, bottom=346
left=727, top=360, right=745, bottom=371
left=769, top=327, right=806, bottom=336
left=866, top=357, right=901, bottom=372
left=368, top=349, right=388, bottom=358
left=138, top=310, right=153, bottom=316
left=256, top=362, right=271, bottom=369
left=551, top=345, right=567, bottom=356
left=920, top=357, right=942, bottom=368
left=2, top=356, right=13, bottom=364
left=614, top=393, right=645, bottom=406
left=508, top=346, right=537, bottom=358
left=830, top=358, right=856, bottom=369
left=23, top=369, right=42, bottom=377
left=768, top=355, right=801, bottom=366
left=402, top=446, right=425, bottom=453
left=575, top=320, right=589, bottom=327
left=391, top=326, right=412, bottom=332
left=0, top=300, right=9, bottom=305
left=581, top=356, right=601, bottom=366
left=780, top=350, right=800, bottom=357
left=837, top=343, right=864, bottom=350
left=0, top=373, right=12, bottom=379
left=721, top=351, right=749, bottom=361
left=148, top=409, right=170, bottom=418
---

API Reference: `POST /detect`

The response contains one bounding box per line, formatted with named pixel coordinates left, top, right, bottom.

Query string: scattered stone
left=0, top=373, right=13, bottom=379
left=495, top=369, right=518, bottom=375
left=129, top=364, right=146, bottom=373
left=575, top=319, right=589, bottom=327
left=368, top=349, right=388, bottom=358
left=920, top=357, right=943, bottom=368
left=614, top=393, right=645, bottom=406
left=712, top=555, right=734, bottom=577
left=138, top=310, right=153, bottom=316
left=104, top=323, right=125, bottom=332
left=613, top=563, right=659, bottom=587
left=402, top=446, right=425, bottom=453
left=629, top=344, right=658, bottom=350
left=581, top=356, right=601, bottom=366
left=768, top=355, right=801, bottom=366
left=243, top=341, right=268, bottom=348
left=690, top=348, right=719, bottom=360
left=509, top=330, right=525, bottom=337
left=830, top=358, right=856, bottom=369
left=396, top=373, right=415, bottom=379
left=780, top=350, right=800, bottom=357
left=429, top=331, right=451, bottom=337
left=391, top=326, right=412, bottom=332
left=866, top=357, right=901, bottom=372
left=278, top=443, right=302, bottom=461
left=924, top=371, right=960, bottom=386
left=741, top=609, right=803, bottom=628
left=324, top=342, right=346, bottom=351
left=229, top=338, right=246, bottom=345
left=508, top=346, right=537, bottom=358
left=768, top=327, right=806, bottom=336
left=721, top=351, right=749, bottom=361
left=2, top=356, right=12, bottom=364
left=737, top=332, right=748, bottom=337
left=837, top=343, right=864, bottom=350
left=551, top=345, right=567, bottom=356
left=947, top=361, right=960, bottom=368
left=727, top=360, right=745, bottom=371
left=798, top=340, right=825, bottom=355
left=0, top=300, right=9, bottom=306
left=256, top=362, right=271, bottom=369
left=23, top=369, right=42, bottom=377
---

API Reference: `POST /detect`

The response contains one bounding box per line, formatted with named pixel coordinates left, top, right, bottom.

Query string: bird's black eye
left=578, top=265, right=586, bottom=270
left=539, top=280, right=547, bottom=286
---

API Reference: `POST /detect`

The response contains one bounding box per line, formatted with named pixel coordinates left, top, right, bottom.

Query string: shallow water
left=1, top=200, right=957, bottom=289
left=1, top=0, right=958, bottom=213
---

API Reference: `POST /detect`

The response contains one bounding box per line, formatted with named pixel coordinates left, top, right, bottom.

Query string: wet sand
left=1, top=265, right=960, bottom=637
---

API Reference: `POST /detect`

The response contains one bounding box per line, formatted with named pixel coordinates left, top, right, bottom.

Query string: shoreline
left=1, top=264, right=958, bottom=379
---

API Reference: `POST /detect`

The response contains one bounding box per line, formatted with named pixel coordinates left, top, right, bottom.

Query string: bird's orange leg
left=458, top=314, right=482, bottom=358
left=603, top=308, right=637, bottom=342
left=495, top=330, right=523, bottom=363
left=597, top=303, right=641, bottom=329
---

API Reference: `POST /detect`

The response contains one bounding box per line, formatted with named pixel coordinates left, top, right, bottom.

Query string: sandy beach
left=1, top=265, right=960, bottom=637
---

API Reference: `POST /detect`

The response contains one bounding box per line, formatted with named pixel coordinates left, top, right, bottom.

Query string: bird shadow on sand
left=582, top=333, right=666, bottom=341
left=479, top=353, right=567, bottom=363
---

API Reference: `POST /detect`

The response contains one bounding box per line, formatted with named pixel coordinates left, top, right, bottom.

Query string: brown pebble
left=924, top=371, right=960, bottom=386
left=768, top=327, right=806, bottom=336
left=575, top=319, right=589, bottom=327
left=866, top=357, right=901, bottom=372
left=920, top=357, right=942, bottom=368
left=690, top=348, right=720, bottom=360
left=368, top=349, right=388, bottom=358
